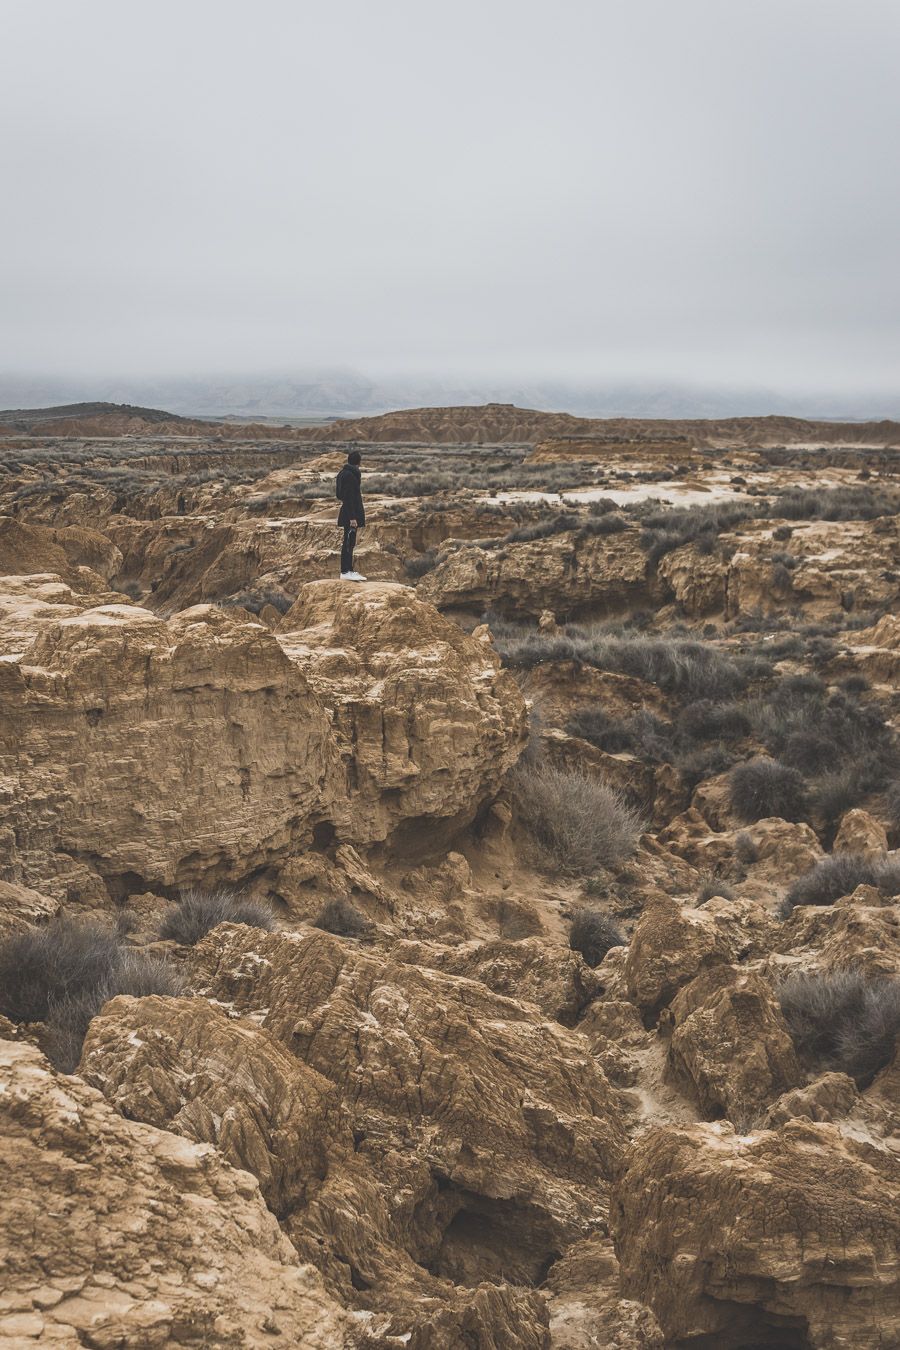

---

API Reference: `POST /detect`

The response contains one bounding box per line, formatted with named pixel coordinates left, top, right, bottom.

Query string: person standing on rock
left=336, top=448, right=367, bottom=581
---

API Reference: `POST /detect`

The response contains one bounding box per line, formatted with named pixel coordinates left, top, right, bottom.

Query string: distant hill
left=0, top=402, right=305, bottom=440
left=2, top=400, right=898, bottom=447
left=293, top=404, right=900, bottom=447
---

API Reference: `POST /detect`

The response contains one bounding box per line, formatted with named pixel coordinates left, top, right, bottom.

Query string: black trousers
left=340, top=526, right=357, bottom=574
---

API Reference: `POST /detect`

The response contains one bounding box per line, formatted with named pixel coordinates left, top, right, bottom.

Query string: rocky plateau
left=1, top=403, right=900, bottom=1348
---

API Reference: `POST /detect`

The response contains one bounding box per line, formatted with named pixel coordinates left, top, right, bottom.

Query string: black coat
left=336, top=464, right=365, bottom=527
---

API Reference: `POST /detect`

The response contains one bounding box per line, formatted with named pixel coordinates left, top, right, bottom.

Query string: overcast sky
left=1, top=0, right=898, bottom=397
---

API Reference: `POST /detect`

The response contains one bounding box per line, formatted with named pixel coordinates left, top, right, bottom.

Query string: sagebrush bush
left=0, top=920, right=185, bottom=1072
left=730, top=756, right=807, bottom=823
left=884, top=781, right=900, bottom=832
left=46, top=950, right=186, bottom=1073
left=637, top=500, right=757, bottom=565
left=773, top=485, right=900, bottom=522
left=778, top=970, right=900, bottom=1084
left=697, top=876, right=736, bottom=903
left=569, top=909, right=625, bottom=966
left=780, top=853, right=900, bottom=916
left=677, top=700, right=751, bottom=743
left=497, top=627, right=752, bottom=702
left=733, top=830, right=759, bottom=865
left=313, top=897, right=374, bottom=938
left=511, top=763, right=644, bottom=875
left=0, top=920, right=121, bottom=1024
left=404, top=548, right=442, bottom=578
left=160, top=889, right=275, bottom=944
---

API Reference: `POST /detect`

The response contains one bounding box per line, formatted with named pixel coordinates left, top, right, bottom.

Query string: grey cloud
left=1, top=0, right=898, bottom=403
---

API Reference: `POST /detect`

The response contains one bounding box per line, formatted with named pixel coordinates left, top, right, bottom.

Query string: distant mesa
left=1, top=399, right=899, bottom=447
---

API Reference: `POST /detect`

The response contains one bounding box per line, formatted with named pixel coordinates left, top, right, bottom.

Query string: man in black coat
left=336, top=448, right=366, bottom=580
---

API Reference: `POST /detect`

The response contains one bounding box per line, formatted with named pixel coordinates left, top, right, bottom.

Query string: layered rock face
left=418, top=531, right=650, bottom=619
left=613, top=1119, right=900, bottom=1349
left=0, top=1038, right=357, bottom=1349
left=73, top=929, right=629, bottom=1345
left=0, top=575, right=524, bottom=903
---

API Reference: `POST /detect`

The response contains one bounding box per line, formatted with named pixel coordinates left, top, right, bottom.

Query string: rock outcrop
left=0, top=576, right=525, bottom=904
left=665, top=966, right=802, bottom=1126
left=0, top=1038, right=357, bottom=1348
left=612, top=1118, right=900, bottom=1348
left=417, top=531, right=650, bottom=618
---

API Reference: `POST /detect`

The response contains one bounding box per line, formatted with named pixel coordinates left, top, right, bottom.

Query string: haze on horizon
left=1, top=0, right=899, bottom=412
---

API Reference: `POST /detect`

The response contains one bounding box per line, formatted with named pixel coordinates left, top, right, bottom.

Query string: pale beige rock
left=726, top=517, right=900, bottom=619
left=189, top=925, right=627, bottom=1242
left=0, top=575, right=525, bottom=900
left=0, top=879, right=59, bottom=935
left=625, top=894, right=742, bottom=1019
left=657, top=542, right=729, bottom=616
left=77, top=996, right=552, bottom=1347
left=0, top=578, right=344, bottom=899
left=278, top=581, right=527, bottom=846
left=612, top=1118, right=900, bottom=1349
left=79, top=996, right=344, bottom=1215
left=776, top=897, right=900, bottom=976
left=546, top=1235, right=664, bottom=1349
left=0, top=1039, right=357, bottom=1348
left=666, top=966, right=802, bottom=1126
left=417, top=530, right=650, bottom=617
left=763, top=1072, right=859, bottom=1127
left=389, top=934, right=603, bottom=1024
left=847, top=611, right=900, bottom=682
left=833, top=807, right=889, bottom=855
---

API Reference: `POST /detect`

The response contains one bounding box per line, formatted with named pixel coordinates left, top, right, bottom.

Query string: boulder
left=624, top=895, right=745, bottom=1020
left=0, top=576, right=525, bottom=902
left=417, top=530, right=650, bottom=618
left=189, top=925, right=627, bottom=1258
left=612, top=1118, right=900, bottom=1348
left=833, top=808, right=889, bottom=855
left=0, top=1039, right=356, bottom=1348
left=79, top=996, right=344, bottom=1216
left=0, top=880, right=59, bottom=935
left=666, top=966, right=802, bottom=1126
left=279, top=581, right=527, bottom=848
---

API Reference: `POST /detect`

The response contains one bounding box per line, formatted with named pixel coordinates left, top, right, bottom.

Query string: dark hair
left=347, top=450, right=361, bottom=466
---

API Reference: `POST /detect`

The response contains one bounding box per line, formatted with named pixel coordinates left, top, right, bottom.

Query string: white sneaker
left=348, top=571, right=367, bottom=581
left=340, top=572, right=354, bottom=580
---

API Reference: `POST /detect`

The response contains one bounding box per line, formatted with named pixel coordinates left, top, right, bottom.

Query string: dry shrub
left=778, top=970, right=900, bottom=1085
left=729, top=756, right=807, bottom=823
left=0, top=919, right=185, bottom=1072
left=160, top=888, right=274, bottom=944
left=512, top=762, right=643, bottom=875
left=313, top=897, right=374, bottom=939
left=780, top=853, right=900, bottom=917
left=569, top=909, right=625, bottom=966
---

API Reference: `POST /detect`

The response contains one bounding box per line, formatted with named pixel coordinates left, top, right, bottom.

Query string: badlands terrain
left=1, top=401, right=900, bottom=1348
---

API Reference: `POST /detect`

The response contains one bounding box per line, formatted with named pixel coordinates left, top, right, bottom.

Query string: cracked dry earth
left=1, top=405, right=900, bottom=1347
